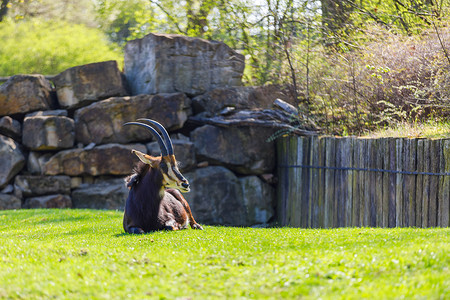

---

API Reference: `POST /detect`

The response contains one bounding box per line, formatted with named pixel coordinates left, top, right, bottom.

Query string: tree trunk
left=0, top=0, right=9, bottom=22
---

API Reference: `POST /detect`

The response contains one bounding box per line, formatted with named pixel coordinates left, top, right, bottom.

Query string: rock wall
left=0, top=33, right=291, bottom=227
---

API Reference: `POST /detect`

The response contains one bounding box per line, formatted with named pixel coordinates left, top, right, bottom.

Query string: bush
left=298, top=26, right=450, bottom=135
left=0, top=18, right=122, bottom=76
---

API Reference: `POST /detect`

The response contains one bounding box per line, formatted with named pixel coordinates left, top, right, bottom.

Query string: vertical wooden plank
left=441, top=139, right=450, bottom=227
left=437, top=139, right=445, bottom=227
left=402, top=139, right=410, bottom=226
left=336, top=137, right=347, bottom=227
left=276, top=137, right=288, bottom=226
left=317, top=137, right=326, bottom=228
left=352, top=138, right=361, bottom=227
left=395, top=138, right=404, bottom=227
left=422, top=139, right=430, bottom=228
left=404, top=139, right=417, bottom=227
left=375, top=138, right=384, bottom=227
left=338, top=137, right=352, bottom=227
left=324, top=137, right=336, bottom=228
left=415, top=139, right=424, bottom=227
left=382, top=138, right=391, bottom=227
left=291, top=136, right=303, bottom=227
left=428, top=139, right=439, bottom=227
left=410, top=138, right=418, bottom=227
left=363, top=138, right=371, bottom=227
left=409, top=139, right=420, bottom=227
left=285, top=136, right=294, bottom=226
left=368, top=138, right=377, bottom=227
left=345, top=137, right=354, bottom=227
left=334, top=137, right=342, bottom=227
left=388, top=138, right=397, bottom=227
left=300, top=137, right=311, bottom=228
left=309, top=136, right=320, bottom=228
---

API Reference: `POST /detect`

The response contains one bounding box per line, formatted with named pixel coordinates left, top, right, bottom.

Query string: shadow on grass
left=113, top=231, right=162, bottom=238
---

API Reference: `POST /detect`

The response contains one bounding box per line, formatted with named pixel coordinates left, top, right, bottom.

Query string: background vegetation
left=0, top=209, right=449, bottom=299
left=0, top=19, right=121, bottom=75
left=0, top=0, right=448, bottom=136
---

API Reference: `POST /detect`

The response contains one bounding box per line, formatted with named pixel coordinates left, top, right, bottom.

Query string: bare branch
left=149, top=0, right=187, bottom=35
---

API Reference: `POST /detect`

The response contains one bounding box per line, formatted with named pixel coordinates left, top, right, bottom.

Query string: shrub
left=298, top=26, right=450, bottom=135
left=0, top=18, right=122, bottom=76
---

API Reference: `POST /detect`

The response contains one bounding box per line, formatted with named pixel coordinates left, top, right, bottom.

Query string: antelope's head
left=124, top=119, right=190, bottom=193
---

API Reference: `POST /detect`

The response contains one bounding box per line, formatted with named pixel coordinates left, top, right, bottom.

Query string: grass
left=366, top=120, right=450, bottom=139
left=0, top=209, right=449, bottom=299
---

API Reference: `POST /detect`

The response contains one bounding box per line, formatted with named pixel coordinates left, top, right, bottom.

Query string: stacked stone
left=0, top=33, right=290, bottom=227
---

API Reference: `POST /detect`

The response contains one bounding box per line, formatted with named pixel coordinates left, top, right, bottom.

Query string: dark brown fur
left=123, top=161, right=202, bottom=233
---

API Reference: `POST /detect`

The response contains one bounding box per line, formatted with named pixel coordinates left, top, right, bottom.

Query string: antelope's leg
left=182, top=201, right=203, bottom=230
left=166, top=189, right=203, bottom=230
left=164, top=219, right=181, bottom=231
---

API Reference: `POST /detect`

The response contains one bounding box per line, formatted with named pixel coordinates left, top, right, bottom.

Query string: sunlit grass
left=0, top=209, right=449, bottom=299
left=366, top=120, right=450, bottom=139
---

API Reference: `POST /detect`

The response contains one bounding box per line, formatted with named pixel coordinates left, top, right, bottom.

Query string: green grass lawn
left=0, top=209, right=449, bottom=299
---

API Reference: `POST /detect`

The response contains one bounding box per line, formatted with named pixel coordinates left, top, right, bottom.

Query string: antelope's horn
left=137, top=119, right=174, bottom=155
left=123, top=122, right=169, bottom=157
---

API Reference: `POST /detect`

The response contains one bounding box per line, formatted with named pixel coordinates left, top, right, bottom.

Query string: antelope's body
left=123, top=119, right=202, bottom=234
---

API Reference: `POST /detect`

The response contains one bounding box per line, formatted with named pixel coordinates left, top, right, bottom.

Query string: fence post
left=381, top=138, right=390, bottom=227
left=429, top=139, right=440, bottom=227
left=352, top=138, right=361, bottom=227
left=441, top=140, right=450, bottom=227
left=324, top=137, right=336, bottom=228
left=276, top=136, right=289, bottom=226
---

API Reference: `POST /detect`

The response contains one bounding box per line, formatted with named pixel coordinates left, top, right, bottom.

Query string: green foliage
left=95, top=0, right=160, bottom=45
left=2, top=0, right=97, bottom=25
left=0, top=18, right=122, bottom=76
left=0, top=209, right=449, bottom=299
left=1, top=0, right=448, bottom=134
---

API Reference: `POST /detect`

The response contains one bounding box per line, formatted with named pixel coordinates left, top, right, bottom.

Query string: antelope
left=122, top=118, right=203, bottom=233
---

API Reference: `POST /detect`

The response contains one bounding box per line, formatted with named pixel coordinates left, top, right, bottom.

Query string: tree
left=0, top=0, right=9, bottom=22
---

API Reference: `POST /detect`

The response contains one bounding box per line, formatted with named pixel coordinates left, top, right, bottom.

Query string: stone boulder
left=27, top=152, right=53, bottom=174
left=53, top=61, right=128, bottom=110
left=0, top=116, right=21, bottom=141
left=74, top=93, right=191, bottom=145
left=191, top=125, right=276, bottom=175
left=183, top=166, right=275, bottom=226
left=239, top=176, right=275, bottom=226
left=26, top=110, right=68, bottom=117
left=23, top=194, right=72, bottom=209
left=0, top=75, right=54, bottom=116
left=71, top=179, right=127, bottom=210
left=192, top=85, right=291, bottom=115
left=0, top=194, right=21, bottom=210
left=14, top=175, right=71, bottom=197
left=22, top=115, right=75, bottom=151
left=124, top=33, right=245, bottom=96
left=147, top=139, right=196, bottom=172
left=0, top=135, right=25, bottom=188
left=1, top=185, right=14, bottom=194
left=184, top=166, right=246, bottom=226
left=43, top=143, right=146, bottom=176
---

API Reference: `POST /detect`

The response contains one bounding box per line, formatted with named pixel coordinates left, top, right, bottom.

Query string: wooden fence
left=277, top=136, right=450, bottom=228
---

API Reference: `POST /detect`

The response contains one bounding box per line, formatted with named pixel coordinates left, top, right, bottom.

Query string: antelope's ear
left=131, top=149, right=160, bottom=167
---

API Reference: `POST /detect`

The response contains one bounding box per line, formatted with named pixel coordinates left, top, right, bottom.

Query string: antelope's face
left=132, top=150, right=190, bottom=193
left=160, top=155, right=190, bottom=192
left=124, top=119, right=191, bottom=193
